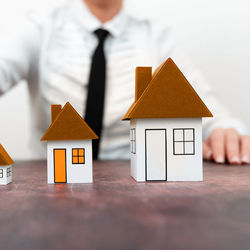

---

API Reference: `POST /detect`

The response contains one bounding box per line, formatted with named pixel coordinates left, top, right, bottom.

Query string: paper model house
left=41, top=102, right=98, bottom=184
left=122, top=58, right=213, bottom=182
left=0, top=144, right=14, bottom=185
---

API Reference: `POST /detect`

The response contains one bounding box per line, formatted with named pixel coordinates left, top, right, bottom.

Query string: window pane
left=185, top=129, right=194, bottom=141
left=185, top=142, right=194, bottom=154
left=72, top=156, right=78, bottom=164
left=133, top=141, right=136, bottom=154
left=174, top=142, right=184, bottom=155
left=174, top=129, right=183, bottom=141
left=78, top=149, right=84, bottom=156
left=79, top=157, right=84, bottom=164
left=72, top=149, right=78, bottom=156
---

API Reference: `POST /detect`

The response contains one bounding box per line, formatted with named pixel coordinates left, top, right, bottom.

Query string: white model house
left=41, top=102, right=98, bottom=184
left=0, top=144, right=14, bottom=185
left=122, top=58, right=213, bottom=181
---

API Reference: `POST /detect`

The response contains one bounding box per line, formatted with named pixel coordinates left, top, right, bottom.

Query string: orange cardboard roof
left=122, top=58, right=213, bottom=120
left=41, top=102, right=98, bottom=141
left=0, top=144, right=14, bottom=166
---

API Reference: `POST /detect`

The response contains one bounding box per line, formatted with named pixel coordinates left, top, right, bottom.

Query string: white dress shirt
left=0, top=0, right=247, bottom=159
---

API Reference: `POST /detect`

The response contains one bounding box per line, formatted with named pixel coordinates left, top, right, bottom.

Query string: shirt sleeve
left=151, top=22, right=248, bottom=137
left=0, top=14, right=41, bottom=95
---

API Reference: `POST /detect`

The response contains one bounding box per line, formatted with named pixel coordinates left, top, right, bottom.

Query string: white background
left=0, top=0, right=249, bottom=160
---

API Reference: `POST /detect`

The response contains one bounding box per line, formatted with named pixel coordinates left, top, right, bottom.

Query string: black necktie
left=85, top=29, right=109, bottom=159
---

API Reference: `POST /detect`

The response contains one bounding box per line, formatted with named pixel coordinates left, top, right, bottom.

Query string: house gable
left=0, top=144, right=14, bottom=166
left=41, top=102, right=98, bottom=141
left=122, top=58, right=213, bottom=120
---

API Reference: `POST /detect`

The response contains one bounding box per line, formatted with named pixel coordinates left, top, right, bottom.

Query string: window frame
left=173, top=128, right=195, bottom=155
left=130, top=128, right=136, bottom=154
left=72, top=148, right=85, bottom=165
left=7, top=167, right=11, bottom=177
left=0, top=169, right=3, bottom=178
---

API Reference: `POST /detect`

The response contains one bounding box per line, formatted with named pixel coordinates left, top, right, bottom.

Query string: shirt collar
left=71, top=0, right=129, bottom=37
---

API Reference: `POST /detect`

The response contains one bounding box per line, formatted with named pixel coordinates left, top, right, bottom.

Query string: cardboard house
left=0, top=144, right=14, bottom=185
left=122, top=58, right=213, bottom=182
left=41, top=102, right=98, bottom=184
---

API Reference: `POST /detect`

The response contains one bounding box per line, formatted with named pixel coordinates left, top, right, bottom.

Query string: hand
left=203, top=128, right=250, bottom=165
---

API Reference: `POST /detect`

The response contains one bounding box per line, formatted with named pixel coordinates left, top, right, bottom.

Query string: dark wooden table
left=0, top=161, right=250, bottom=250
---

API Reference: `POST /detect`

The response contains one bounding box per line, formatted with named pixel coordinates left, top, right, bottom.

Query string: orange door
left=54, top=149, right=67, bottom=183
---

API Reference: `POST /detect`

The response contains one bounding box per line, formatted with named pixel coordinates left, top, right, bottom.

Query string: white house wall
left=47, top=140, right=92, bottom=184
left=130, top=119, right=137, bottom=180
left=133, top=118, right=202, bottom=181
left=0, top=165, right=12, bottom=185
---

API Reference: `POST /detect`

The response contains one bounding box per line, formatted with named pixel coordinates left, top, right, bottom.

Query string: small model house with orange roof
left=0, top=144, right=14, bottom=185
left=122, top=58, right=213, bottom=182
left=41, top=102, right=98, bottom=184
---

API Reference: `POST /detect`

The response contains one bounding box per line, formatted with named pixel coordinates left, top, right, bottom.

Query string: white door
left=145, top=129, right=167, bottom=181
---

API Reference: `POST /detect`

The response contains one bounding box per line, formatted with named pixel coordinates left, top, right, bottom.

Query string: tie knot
left=94, top=29, right=109, bottom=42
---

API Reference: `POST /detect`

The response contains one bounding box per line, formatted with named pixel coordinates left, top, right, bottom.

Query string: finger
left=203, top=141, right=212, bottom=161
left=240, top=136, right=250, bottom=164
left=210, top=129, right=225, bottom=163
left=225, top=129, right=241, bottom=165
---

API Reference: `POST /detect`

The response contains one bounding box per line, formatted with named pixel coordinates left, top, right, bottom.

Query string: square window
left=78, top=149, right=84, bottom=156
left=72, top=148, right=85, bottom=165
left=174, top=129, right=183, bottom=141
left=73, top=156, right=78, bottom=164
left=185, top=142, right=194, bottom=154
left=185, top=129, right=194, bottom=141
left=72, top=149, right=78, bottom=156
left=0, top=169, right=3, bottom=178
left=79, top=157, right=84, bottom=164
left=173, top=128, right=195, bottom=156
left=174, top=142, right=184, bottom=155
